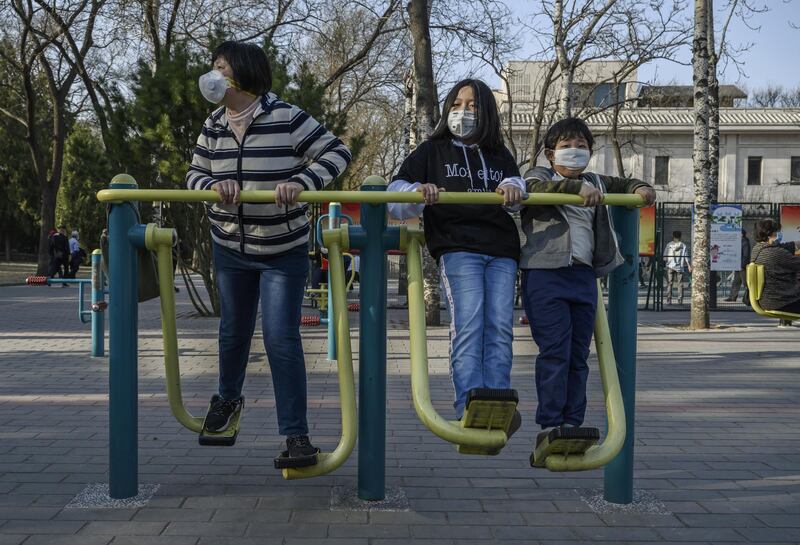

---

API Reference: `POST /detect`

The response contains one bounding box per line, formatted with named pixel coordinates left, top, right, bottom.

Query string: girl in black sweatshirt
left=388, top=79, right=525, bottom=422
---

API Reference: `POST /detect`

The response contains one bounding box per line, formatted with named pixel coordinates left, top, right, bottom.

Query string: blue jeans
left=521, top=266, right=597, bottom=428
left=439, top=251, right=517, bottom=419
left=213, top=241, right=309, bottom=436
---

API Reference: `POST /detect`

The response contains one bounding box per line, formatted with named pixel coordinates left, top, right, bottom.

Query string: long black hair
left=430, top=79, right=504, bottom=153
left=212, top=41, right=272, bottom=95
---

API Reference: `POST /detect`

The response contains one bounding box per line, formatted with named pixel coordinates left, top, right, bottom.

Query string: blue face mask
left=776, top=231, right=783, bottom=243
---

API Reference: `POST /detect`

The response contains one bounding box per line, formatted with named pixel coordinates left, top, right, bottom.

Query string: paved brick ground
left=1, top=281, right=799, bottom=544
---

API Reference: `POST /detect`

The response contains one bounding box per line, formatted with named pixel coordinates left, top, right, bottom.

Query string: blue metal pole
left=327, top=203, right=341, bottom=361
left=91, top=249, right=105, bottom=357
left=604, top=205, right=640, bottom=504
left=108, top=174, right=140, bottom=499
left=354, top=179, right=388, bottom=500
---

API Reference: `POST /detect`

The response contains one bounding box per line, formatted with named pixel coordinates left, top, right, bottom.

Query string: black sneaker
left=286, top=435, right=320, bottom=458
left=274, top=435, right=320, bottom=469
left=203, top=395, right=243, bottom=432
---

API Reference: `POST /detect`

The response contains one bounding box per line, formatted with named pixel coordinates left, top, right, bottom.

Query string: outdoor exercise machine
left=746, top=263, right=800, bottom=321
left=97, top=173, right=643, bottom=504
left=25, top=249, right=107, bottom=357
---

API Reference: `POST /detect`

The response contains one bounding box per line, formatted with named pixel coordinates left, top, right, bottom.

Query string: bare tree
left=407, top=0, right=440, bottom=324
left=691, top=0, right=711, bottom=329
left=1, top=0, right=106, bottom=273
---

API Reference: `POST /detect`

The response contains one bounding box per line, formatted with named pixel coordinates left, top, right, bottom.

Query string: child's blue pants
left=521, top=265, right=597, bottom=429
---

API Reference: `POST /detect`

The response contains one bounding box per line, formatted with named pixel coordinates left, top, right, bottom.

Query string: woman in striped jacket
left=187, top=41, right=351, bottom=466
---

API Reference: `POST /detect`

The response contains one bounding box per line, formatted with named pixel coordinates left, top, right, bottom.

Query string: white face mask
left=553, top=148, right=591, bottom=170
left=199, top=70, right=232, bottom=104
left=448, top=109, right=476, bottom=139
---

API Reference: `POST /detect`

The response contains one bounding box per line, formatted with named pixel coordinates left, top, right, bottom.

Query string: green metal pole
left=91, top=250, right=105, bottom=357
left=604, top=206, right=640, bottom=504
left=108, top=174, right=140, bottom=499
left=355, top=178, right=388, bottom=501
left=327, top=203, right=341, bottom=361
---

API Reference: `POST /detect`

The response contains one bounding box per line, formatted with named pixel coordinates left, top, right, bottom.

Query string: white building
left=497, top=61, right=800, bottom=204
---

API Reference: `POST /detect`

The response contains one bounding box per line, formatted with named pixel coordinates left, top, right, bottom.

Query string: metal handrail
left=97, top=188, right=646, bottom=207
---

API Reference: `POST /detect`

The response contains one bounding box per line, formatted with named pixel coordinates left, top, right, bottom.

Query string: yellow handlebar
left=406, top=233, right=507, bottom=450
left=544, top=281, right=626, bottom=471
left=283, top=228, right=358, bottom=479
left=97, top=188, right=647, bottom=207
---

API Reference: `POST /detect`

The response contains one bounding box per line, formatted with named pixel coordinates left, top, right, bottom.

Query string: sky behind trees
left=491, top=0, right=798, bottom=93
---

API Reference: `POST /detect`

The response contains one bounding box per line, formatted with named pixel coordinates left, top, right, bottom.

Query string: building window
left=747, top=156, right=762, bottom=186
left=654, top=156, right=670, bottom=186
left=594, top=83, right=623, bottom=107
left=791, top=156, right=800, bottom=184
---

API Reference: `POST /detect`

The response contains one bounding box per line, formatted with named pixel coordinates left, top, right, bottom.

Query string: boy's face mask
left=198, top=70, right=253, bottom=104
left=553, top=148, right=591, bottom=170
left=448, top=109, right=476, bottom=139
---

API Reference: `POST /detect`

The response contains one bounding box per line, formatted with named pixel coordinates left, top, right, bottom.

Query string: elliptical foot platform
left=198, top=395, right=244, bottom=447
left=530, top=425, right=600, bottom=468
left=458, top=388, right=518, bottom=455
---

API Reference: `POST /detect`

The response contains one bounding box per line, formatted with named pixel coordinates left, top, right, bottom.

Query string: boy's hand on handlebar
left=635, top=186, right=657, bottom=206
left=212, top=179, right=240, bottom=204
left=416, top=183, right=445, bottom=205
left=578, top=183, right=603, bottom=206
left=496, top=184, right=525, bottom=206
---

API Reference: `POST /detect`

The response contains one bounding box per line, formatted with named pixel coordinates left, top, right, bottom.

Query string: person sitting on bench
left=751, top=219, right=800, bottom=324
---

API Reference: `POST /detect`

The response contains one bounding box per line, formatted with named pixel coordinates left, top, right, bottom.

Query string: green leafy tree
left=56, top=124, right=114, bottom=254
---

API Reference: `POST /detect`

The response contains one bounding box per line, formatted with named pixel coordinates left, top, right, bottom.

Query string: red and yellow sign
left=779, top=205, right=800, bottom=255
left=639, top=205, right=656, bottom=256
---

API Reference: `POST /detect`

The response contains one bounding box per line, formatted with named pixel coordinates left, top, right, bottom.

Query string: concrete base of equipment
left=66, top=483, right=160, bottom=509
left=330, top=486, right=410, bottom=512
left=579, top=488, right=670, bottom=515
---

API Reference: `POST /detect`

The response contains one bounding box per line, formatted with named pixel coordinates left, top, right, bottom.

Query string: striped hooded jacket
left=186, top=92, right=351, bottom=255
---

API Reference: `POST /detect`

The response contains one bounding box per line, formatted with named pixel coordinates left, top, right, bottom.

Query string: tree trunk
left=408, top=0, right=441, bottom=325
left=611, top=99, right=626, bottom=177
left=690, top=0, right=711, bottom=329
left=4, top=233, right=10, bottom=262
left=37, top=185, right=57, bottom=273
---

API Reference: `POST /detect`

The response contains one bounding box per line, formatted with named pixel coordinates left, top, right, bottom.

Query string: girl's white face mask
left=553, top=148, right=591, bottom=170
left=448, top=109, right=476, bottom=139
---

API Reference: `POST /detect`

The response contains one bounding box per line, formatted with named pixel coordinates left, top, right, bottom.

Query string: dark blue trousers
left=213, top=241, right=309, bottom=437
left=521, top=265, right=597, bottom=428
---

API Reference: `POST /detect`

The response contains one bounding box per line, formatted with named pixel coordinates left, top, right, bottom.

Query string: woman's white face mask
left=199, top=70, right=232, bottom=103
left=448, top=109, right=476, bottom=139
left=553, top=148, right=591, bottom=170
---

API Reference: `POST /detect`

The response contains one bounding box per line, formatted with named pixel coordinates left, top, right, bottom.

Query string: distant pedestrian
left=663, top=230, right=691, bottom=305
left=67, top=231, right=86, bottom=278
left=48, top=225, right=70, bottom=280
left=725, top=229, right=751, bottom=302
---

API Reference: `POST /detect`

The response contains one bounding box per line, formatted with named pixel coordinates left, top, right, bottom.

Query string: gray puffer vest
left=519, top=166, right=623, bottom=277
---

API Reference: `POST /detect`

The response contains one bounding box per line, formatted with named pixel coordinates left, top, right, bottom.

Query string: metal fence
left=310, top=201, right=794, bottom=314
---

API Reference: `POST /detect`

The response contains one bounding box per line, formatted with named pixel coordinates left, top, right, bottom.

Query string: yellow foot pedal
left=530, top=425, right=600, bottom=467
left=458, top=388, right=519, bottom=455
left=199, top=395, right=244, bottom=447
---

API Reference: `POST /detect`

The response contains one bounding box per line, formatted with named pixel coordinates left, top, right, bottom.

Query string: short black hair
left=430, top=79, right=504, bottom=153
left=543, top=117, right=594, bottom=151
left=742, top=228, right=747, bottom=236
left=212, top=41, right=272, bottom=95
left=672, top=230, right=681, bottom=239
left=755, top=219, right=780, bottom=243
left=58, top=224, right=66, bottom=230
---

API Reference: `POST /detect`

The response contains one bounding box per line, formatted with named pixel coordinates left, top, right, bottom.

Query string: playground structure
left=25, top=249, right=107, bottom=357
left=97, top=173, right=644, bottom=505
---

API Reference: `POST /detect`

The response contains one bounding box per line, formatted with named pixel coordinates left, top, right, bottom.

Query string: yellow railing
left=405, top=231, right=508, bottom=451
left=97, top=188, right=646, bottom=207
left=282, top=228, right=358, bottom=479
